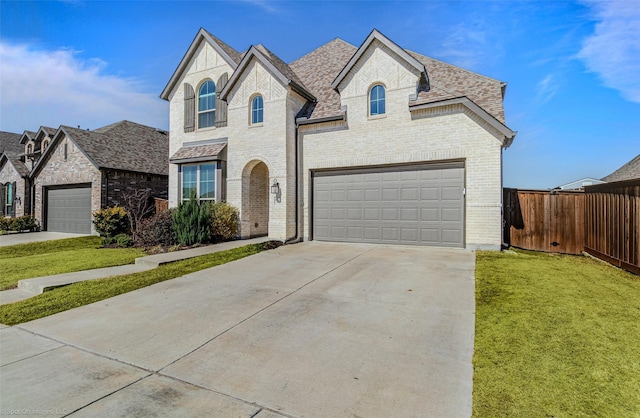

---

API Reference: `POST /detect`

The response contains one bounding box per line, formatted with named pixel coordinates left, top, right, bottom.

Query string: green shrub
left=115, top=233, right=132, bottom=248
left=135, top=210, right=177, bottom=247
left=210, top=202, right=239, bottom=242
left=172, top=197, right=211, bottom=246
left=0, top=216, right=38, bottom=232
left=13, top=215, right=38, bottom=232
left=92, top=206, right=129, bottom=238
left=0, top=217, right=10, bottom=232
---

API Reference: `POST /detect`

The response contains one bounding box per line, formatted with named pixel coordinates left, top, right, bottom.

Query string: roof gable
left=331, top=29, right=427, bottom=91
left=31, top=121, right=169, bottom=177
left=0, top=131, right=23, bottom=154
left=0, top=151, right=29, bottom=178
left=220, top=44, right=315, bottom=102
left=161, top=28, right=241, bottom=100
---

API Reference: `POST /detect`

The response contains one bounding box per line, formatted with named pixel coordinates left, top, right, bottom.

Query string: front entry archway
left=241, top=160, right=269, bottom=237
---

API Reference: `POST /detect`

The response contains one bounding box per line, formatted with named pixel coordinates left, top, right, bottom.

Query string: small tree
left=172, top=195, right=211, bottom=246
left=120, top=189, right=155, bottom=241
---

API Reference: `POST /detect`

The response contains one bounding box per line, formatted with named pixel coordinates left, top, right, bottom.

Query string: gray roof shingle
left=290, top=38, right=357, bottom=120
left=602, top=154, right=640, bottom=182
left=170, top=143, right=226, bottom=163
left=61, top=121, right=169, bottom=176
left=0, top=131, right=29, bottom=177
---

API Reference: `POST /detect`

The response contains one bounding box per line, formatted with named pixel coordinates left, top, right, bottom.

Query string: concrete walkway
left=0, top=237, right=270, bottom=305
left=1, top=242, right=476, bottom=417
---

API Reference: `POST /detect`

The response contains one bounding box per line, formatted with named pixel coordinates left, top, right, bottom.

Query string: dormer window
left=251, top=95, right=264, bottom=125
left=26, top=144, right=33, bottom=154
left=369, top=84, right=386, bottom=116
left=198, top=80, right=216, bottom=129
left=42, top=139, right=50, bottom=150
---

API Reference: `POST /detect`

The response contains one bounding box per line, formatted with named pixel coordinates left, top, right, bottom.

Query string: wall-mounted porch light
left=270, top=179, right=280, bottom=195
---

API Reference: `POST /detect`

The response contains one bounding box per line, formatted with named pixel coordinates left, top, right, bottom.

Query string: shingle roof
left=0, top=131, right=23, bottom=154
left=290, top=38, right=357, bottom=120
left=602, top=154, right=640, bottom=182
left=0, top=132, right=29, bottom=177
left=60, top=121, right=169, bottom=176
left=407, top=51, right=505, bottom=123
left=170, top=143, right=226, bottom=163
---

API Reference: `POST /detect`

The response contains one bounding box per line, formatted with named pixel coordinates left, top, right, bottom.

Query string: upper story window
left=369, top=84, right=386, bottom=116
left=42, top=139, right=50, bottom=150
left=26, top=144, right=33, bottom=154
left=198, top=80, right=216, bottom=129
left=251, top=95, right=264, bottom=125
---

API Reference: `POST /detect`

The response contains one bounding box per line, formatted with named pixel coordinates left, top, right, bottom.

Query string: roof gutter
left=295, top=112, right=346, bottom=126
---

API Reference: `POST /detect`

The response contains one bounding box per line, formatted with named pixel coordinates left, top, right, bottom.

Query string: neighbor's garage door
left=313, top=162, right=464, bottom=247
left=46, top=186, right=92, bottom=234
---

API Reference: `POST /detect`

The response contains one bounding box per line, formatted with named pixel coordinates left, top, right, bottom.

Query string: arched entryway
left=241, top=160, right=269, bottom=237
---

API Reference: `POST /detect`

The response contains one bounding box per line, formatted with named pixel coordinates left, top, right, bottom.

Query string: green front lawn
left=474, top=249, right=640, bottom=417
left=0, top=242, right=269, bottom=326
left=0, top=236, right=143, bottom=290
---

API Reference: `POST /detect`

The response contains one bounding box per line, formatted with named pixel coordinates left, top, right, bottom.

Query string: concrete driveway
left=1, top=242, right=476, bottom=417
left=0, top=232, right=88, bottom=247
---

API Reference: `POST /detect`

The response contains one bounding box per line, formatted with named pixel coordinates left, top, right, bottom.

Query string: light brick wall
left=0, top=162, right=27, bottom=217
left=166, top=43, right=297, bottom=240
left=300, top=41, right=505, bottom=249
left=33, top=134, right=102, bottom=233
left=166, top=37, right=506, bottom=247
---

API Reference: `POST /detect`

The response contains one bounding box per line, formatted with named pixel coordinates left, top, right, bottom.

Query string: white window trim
left=368, top=83, right=387, bottom=118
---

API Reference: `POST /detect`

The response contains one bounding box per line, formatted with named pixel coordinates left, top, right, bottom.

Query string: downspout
left=285, top=123, right=301, bottom=244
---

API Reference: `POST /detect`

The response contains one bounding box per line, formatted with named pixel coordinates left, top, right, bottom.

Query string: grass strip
left=0, top=243, right=267, bottom=326
left=0, top=235, right=144, bottom=291
left=473, top=249, right=640, bottom=417
left=0, top=236, right=104, bottom=259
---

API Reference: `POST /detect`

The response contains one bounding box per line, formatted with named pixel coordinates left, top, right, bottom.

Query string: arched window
left=26, top=144, right=33, bottom=154
left=251, top=95, right=264, bottom=125
left=198, top=80, right=216, bottom=129
left=369, top=84, right=386, bottom=116
left=42, top=139, right=50, bottom=150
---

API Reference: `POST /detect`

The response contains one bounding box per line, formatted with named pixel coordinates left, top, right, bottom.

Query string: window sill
left=249, top=123, right=264, bottom=128
left=367, top=114, right=387, bottom=121
left=196, top=126, right=217, bottom=132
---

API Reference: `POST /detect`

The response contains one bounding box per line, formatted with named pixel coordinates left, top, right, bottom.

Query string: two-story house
left=161, top=29, right=516, bottom=249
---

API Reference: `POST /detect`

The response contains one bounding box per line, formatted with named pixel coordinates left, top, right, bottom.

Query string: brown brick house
left=0, top=121, right=169, bottom=234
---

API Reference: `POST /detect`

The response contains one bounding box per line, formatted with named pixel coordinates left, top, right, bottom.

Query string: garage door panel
left=313, top=163, right=464, bottom=247
left=47, top=186, right=91, bottom=234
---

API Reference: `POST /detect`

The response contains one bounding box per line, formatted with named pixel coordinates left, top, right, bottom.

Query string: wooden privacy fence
left=503, top=188, right=585, bottom=255
left=584, top=180, right=640, bottom=275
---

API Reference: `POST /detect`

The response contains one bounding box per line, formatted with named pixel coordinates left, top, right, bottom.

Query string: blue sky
left=1, top=0, right=638, bottom=188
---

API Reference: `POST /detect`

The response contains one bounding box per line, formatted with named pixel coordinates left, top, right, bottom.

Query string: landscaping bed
left=473, top=249, right=640, bottom=417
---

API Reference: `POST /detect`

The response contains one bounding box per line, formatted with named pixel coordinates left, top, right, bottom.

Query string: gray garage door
left=313, top=162, right=464, bottom=247
left=46, top=186, right=92, bottom=234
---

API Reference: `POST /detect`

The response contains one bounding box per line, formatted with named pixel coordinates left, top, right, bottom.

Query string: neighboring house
left=555, top=177, right=605, bottom=190
left=161, top=28, right=516, bottom=249
left=29, top=121, right=169, bottom=234
left=0, top=131, right=29, bottom=217
left=602, top=154, right=640, bottom=182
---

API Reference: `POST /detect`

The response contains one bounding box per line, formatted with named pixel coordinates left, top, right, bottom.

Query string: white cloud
left=578, top=0, right=640, bottom=103
left=536, top=74, right=559, bottom=103
left=0, top=42, right=167, bottom=133
left=437, top=22, right=488, bottom=69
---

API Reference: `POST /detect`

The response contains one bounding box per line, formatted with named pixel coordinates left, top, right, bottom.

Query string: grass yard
left=473, top=249, right=640, bottom=417
left=0, top=236, right=143, bottom=291
left=0, top=242, right=268, bottom=326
